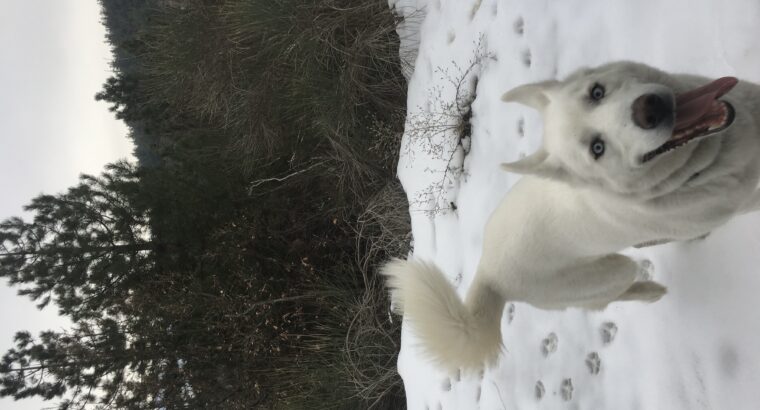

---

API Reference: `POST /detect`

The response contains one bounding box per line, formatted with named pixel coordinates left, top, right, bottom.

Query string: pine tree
left=0, top=160, right=263, bottom=408
left=0, top=160, right=154, bottom=320
left=95, top=75, right=140, bottom=122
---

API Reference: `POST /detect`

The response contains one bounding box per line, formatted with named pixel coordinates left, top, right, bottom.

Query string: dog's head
left=501, top=61, right=737, bottom=196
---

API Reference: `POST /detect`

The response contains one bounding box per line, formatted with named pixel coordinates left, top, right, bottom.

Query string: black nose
left=632, top=94, right=672, bottom=129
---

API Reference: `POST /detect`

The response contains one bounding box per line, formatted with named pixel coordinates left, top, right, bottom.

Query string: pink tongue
left=674, top=77, right=738, bottom=130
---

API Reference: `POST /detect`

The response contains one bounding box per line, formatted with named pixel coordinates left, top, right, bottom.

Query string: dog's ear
left=501, top=80, right=558, bottom=111
left=500, top=149, right=574, bottom=183
left=500, top=149, right=550, bottom=174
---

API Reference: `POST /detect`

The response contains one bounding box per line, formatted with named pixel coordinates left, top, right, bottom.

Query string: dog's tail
left=382, top=258, right=506, bottom=372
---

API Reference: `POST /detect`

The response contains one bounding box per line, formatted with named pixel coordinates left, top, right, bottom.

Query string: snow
left=389, top=0, right=760, bottom=409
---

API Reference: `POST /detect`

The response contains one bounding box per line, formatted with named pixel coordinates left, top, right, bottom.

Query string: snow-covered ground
left=388, top=0, right=760, bottom=409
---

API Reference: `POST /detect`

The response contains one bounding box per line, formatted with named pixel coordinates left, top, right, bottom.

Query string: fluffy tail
left=382, top=258, right=506, bottom=372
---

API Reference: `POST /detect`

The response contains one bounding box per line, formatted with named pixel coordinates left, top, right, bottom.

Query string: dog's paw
left=620, top=280, right=667, bottom=303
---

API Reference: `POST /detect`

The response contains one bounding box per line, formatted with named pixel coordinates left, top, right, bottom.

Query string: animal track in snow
left=517, top=117, right=525, bottom=137
left=447, top=30, right=456, bottom=44
left=454, top=271, right=463, bottom=286
left=541, top=332, right=558, bottom=357
left=513, top=17, right=524, bottom=35
left=475, top=385, right=482, bottom=401
left=441, top=378, right=452, bottom=391
left=636, top=258, right=654, bottom=280
left=522, top=49, right=532, bottom=67
left=506, top=303, right=515, bottom=324
left=534, top=380, right=545, bottom=400
left=561, top=378, right=574, bottom=401
left=469, top=0, right=482, bottom=19
left=586, top=352, right=601, bottom=375
left=600, top=322, right=618, bottom=345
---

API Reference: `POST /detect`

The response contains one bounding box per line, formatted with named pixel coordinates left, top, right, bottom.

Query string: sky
left=0, top=2, right=133, bottom=408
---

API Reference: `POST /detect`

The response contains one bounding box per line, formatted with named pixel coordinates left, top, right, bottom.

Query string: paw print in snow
left=635, top=258, right=654, bottom=280
left=517, top=117, right=525, bottom=137
left=586, top=352, right=601, bottom=375
left=600, top=322, right=618, bottom=345
left=454, top=271, right=463, bottom=286
left=541, top=332, right=558, bottom=357
left=513, top=17, right=524, bottom=35
left=447, top=30, right=456, bottom=44
left=506, top=303, right=515, bottom=324
left=534, top=380, right=545, bottom=400
left=560, top=378, right=573, bottom=401
left=522, top=49, right=532, bottom=68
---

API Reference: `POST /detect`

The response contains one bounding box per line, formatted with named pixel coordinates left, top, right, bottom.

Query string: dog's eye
left=590, top=83, right=605, bottom=101
left=590, top=137, right=605, bottom=159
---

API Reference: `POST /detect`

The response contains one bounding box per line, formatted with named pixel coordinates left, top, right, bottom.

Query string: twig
left=247, top=161, right=326, bottom=193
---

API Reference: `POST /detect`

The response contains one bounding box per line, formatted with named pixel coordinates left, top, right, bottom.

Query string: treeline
left=0, top=0, right=410, bottom=408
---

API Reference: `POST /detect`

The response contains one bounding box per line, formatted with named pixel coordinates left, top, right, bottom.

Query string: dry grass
left=113, top=0, right=414, bottom=407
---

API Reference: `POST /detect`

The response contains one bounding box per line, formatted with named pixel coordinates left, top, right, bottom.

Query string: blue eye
left=590, top=137, right=605, bottom=159
left=590, top=83, right=605, bottom=100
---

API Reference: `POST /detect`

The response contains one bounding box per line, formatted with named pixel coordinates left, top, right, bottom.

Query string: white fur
left=384, top=61, right=760, bottom=371
left=381, top=259, right=503, bottom=372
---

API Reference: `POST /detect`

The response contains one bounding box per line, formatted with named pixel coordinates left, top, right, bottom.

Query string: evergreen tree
left=0, top=162, right=221, bottom=408
left=0, top=158, right=273, bottom=408
left=95, top=75, right=140, bottom=123
left=0, top=161, right=154, bottom=321
left=0, top=311, right=215, bottom=409
left=0, top=0, right=408, bottom=406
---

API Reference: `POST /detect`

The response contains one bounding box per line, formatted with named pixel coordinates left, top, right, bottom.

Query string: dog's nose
left=632, top=94, right=672, bottom=129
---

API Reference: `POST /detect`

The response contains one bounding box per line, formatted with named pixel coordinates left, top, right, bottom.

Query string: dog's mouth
left=642, top=77, right=737, bottom=163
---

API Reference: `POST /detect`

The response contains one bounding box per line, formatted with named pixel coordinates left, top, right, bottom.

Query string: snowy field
left=389, top=0, right=760, bottom=409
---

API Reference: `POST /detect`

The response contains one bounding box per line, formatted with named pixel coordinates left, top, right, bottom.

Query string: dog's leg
left=533, top=255, right=666, bottom=310
left=613, top=257, right=666, bottom=305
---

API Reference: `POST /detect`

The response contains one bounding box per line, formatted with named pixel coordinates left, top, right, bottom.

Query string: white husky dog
left=383, top=61, right=760, bottom=372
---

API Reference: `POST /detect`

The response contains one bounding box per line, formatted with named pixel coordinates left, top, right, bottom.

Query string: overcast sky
left=0, top=2, right=133, bottom=408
